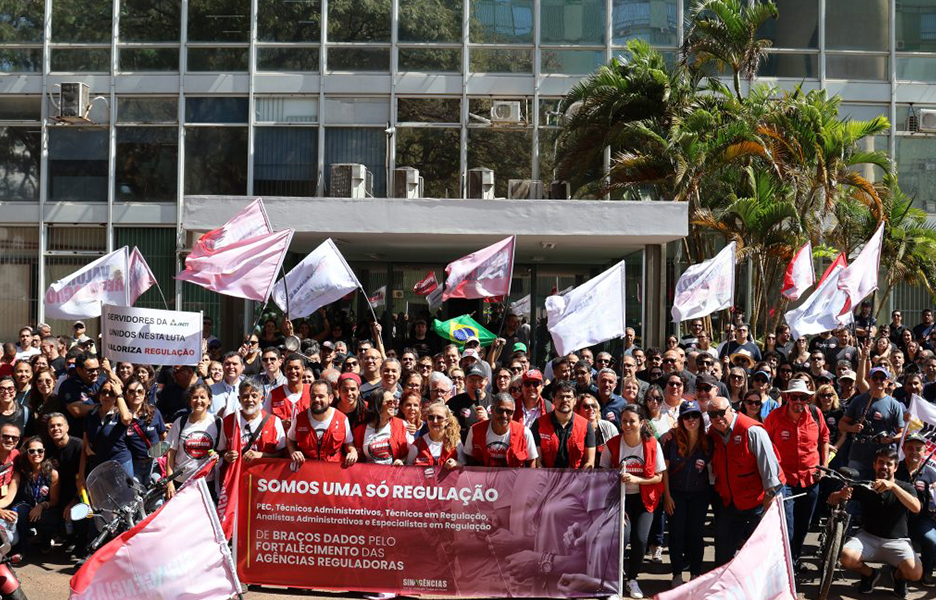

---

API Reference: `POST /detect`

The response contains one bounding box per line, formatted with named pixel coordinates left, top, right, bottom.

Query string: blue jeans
left=714, top=502, right=765, bottom=568
left=782, top=482, right=819, bottom=563
left=669, top=489, right=708, bottom=576
left=649, top=503, right=666, bottom=547
left=911, top=517, right=936, bottom=577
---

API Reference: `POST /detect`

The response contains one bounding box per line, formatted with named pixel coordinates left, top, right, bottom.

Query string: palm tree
left=682, top=0, right=779, bottom=100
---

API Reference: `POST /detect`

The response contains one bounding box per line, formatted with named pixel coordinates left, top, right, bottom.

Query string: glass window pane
left=324, top=98, right=390, bottom=125
left=324, top=127, right=386, bottom=196
left=756, top=53, right=818, bottom=78
left=826, top=0, right=888, bottom=51
left=470, top=0, right=533, bottom=44
left=0, top=127, right=40, bottom=201
left=399, top=0, right=462, bottom=43
left=184, top=127, right=248, bottom=195
left=0, top=98, right=41, bottom=121
left=256, top=97, right=318, bottom=123
left=898, top=0, right=936, bottom=52
left=188, top=0, right=249, bottom=42
left=120, top=0, right=180, bottom=42
left=757, top=0, right=818, bottom=49
left=541, top=50, right=604, bottom=74
left=541, top=0, right=606, bottom=44
left=0, top=49, right=42, bottom=73
left=327, top=48, right=390, bottom=72
left=119, top=48, right=179, bottom=71
left=826, top=54, right=888, bottom=80
left=257, top=47, right=319, bottom=72
left=51, top=49, right=110, bottom=72
left=396, top=128, right=460, bottom=198
left=254, top=127, right=318, bottom=197
left=49, top=129, right=109, bottom=202
left=469, top=97, right=530, bottom=123
left=0, top=228, right=39, bottom=342
left=115, top=127, right=178, bottom=202
left=52, top=0, right=112, bottom=43
left=118, top=98, right=178, bottom=124
left=185, top=98, right=249, bottom=123
left=398, top=98, right=460, bottom=123
left=840, top=103, right=888, bottom=121
left=258, top=0, right=320, bottom=42
left=187, top=47, right=248, bottom=71
left=467, top=128, right=532, bottom=198
left=897, top=137, right=936, bottom=211
left=398, top=48, right=461, bottom=72
left=613, top=0, right=677, bottom=46
left=0, top=3, right=45, bottom=43
left=471, top=48, right=532, bottom=73
left=328, top=0, right=391, bottom=42
left=897, top=56, right=936, bottom=81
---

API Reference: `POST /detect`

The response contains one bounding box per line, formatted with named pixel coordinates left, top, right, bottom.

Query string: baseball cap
left=513, top=342, right=527, bottom=353
left=838, top=369, right=857, bottom=382
left=74, top=321, right=86, bottom=329
left=464, top=335, right=481, bottom=347
left=752, top=370, right=771, bottom=381
left=322, top=341, right=335, bottom=350
left=869, top=366, right=892, bottom=380
left=905, top=432, right=927, bottom=445
left=462, top=348, right=480, bottom=360
left=466, top=365, right=486, bottom=378
left=522, top=369, right=543, bottom=383
left=695, top=373, right=719, bottom=389
left=679, top=401, right=702, bottom=418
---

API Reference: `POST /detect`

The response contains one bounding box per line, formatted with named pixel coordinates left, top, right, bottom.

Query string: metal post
left=37, top=0, right=52, bottom=324
left=175, top=0, right=189, bottom=310
left=107, top=0, right=120, bottom=253
left=317, top=0, right=328, bottom=196
left=460, top=0, right=470, bottom=199
left=531, top=0, right=541, bottom=182
left=247, top=0, right=258, bottom=196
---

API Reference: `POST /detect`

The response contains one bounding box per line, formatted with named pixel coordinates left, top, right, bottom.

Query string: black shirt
left=47, top=435, right=82, bottom=506
left=530, top=412, right=597, bottom=468
left=49, top=356, right=67, bottom=377
left=851, top=478, right=917, bottom=539
left=896, top=461, right=936, bottom=522
left=448, top=391, right=492, bottom=441
left=0, top=405, right=27, bottom=436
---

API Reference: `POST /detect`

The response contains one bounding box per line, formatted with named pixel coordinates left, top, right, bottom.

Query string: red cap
left=522, top=369, right=543, bottom=383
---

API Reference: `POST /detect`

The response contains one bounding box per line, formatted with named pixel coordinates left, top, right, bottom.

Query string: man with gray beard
left=218, top=380, right=286, bottom=463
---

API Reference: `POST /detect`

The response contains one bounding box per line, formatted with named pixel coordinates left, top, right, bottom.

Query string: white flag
left=838, top=222, right=884, bottom=316
left=899, top=395, right=936, bottom=460
left=547, top=261, right=626, bottom=356
left=509, top=294, right=531, bottom=316
left=427, top=285, right=444, bottom=312
left=784, top=259, right=853, bottom=340
left=44, top=247, right=130, bottom=320
left=272, top=239, right=361, bottom=320
left=780, top=241, right=815, bottom=301
left=369, top=285, right=387, bottom=309
left=671, top=242, right=736, bottom=323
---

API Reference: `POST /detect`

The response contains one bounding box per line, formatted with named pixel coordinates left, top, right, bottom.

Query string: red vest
left=222, top=411, right=281, bottom=455
left=764, top=406, right=826, bottom=488
left=352, top=418, right=410, bottom=463
left=710, top=413, right=784, bottom=510
left=411, top=435, right=459, bottom=467
left=470, top=420, right=530, bottom=467
left=607, top=434, right=664, bottom=513
left=536, top=412, right=589, bottom=469
left=268, top=384, right=310, bottom=424
left=292, top=409, right=348, bottom=462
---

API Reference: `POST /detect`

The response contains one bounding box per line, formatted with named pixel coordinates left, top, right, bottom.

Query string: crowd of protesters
left=0, top=299, right=935, bottom=599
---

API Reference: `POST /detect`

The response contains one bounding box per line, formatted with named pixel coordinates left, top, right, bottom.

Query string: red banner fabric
left=236, top=460, right=621, bottom=597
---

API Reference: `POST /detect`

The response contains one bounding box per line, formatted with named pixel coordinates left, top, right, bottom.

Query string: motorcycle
left=0, top=529, right=26, bottom=600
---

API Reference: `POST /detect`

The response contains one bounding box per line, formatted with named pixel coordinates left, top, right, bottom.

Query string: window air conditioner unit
left=491, top=101, right=522, bottom=123
left=548, top=180, right=571, bottom=199
left=508, top=179, right=543, bottom=200
left=393, top=167, right=420, bottom=199
left=50, top=82, right=105, bottom=124
left=329, top=163, right=369, bottom=198
left=467, top=168, right=495, bottom=199
left=919, top=109, right=936, bottom=132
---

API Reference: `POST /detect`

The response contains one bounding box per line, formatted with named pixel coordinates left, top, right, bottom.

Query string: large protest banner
left=101, top=304, right=202, bottom=366
left=237, top=460, right=621, bottom=597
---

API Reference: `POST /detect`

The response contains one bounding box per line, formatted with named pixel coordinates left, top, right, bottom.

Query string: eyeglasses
left=430, top=387, right=451, bottom=396
left=522, top=381, right=540, bottom=387
left=494, top=407, right=515, bottom=416
left=596, top=359, right=610, bottom=364
left=789, top=396, right=809, bottom=403
left=127, top=388, right=145, bottom=395
left=1, top=435, right=19, bottom=442
left=509, top=387, right=521, bottom=394
left=707, top=408, right=729, bottom=419
left=0, top=387, right=14, bottom=396
left=426, top=415, right=446, bottom=422
left=417, top=364, right=432, bottom=371
left=697, top=385, right=713, bottom=392
left=662, top=358, right=677, bottom=364
left=26, top=448, right=44, bottom=456
left=730, top=375, right=744, bottom=380
left=247, top=340, right=259, bottom=346
left=645, top=396, right=662, bottom=404
left=262, top=357, right=278, bottom=363
left=580, top=404, right=599, bottom=410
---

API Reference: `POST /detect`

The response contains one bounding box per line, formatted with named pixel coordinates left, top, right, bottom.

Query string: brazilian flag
left=432, top=315, right=496, bottom=347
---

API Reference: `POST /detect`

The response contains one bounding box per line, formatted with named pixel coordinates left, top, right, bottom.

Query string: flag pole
left=493, top=236, right=517, bottom=340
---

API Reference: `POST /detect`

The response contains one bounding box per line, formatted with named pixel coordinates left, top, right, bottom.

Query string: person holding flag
left=896, top=432, right=936, bottom=587
left=218, top=380, right=286, bottom=464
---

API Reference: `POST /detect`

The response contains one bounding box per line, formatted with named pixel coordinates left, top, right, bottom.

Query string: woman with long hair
left=662, top=402, right=711, bottom=586
left=575, top=394, right=616, bottom=459
left=115, top=362, right=135, bottom=387
left=13, top=436, right=59, bottom=556
left=406, top=402, right=462, bottom=468
left=774, top=361, right=794, bottom=394
left=644, top=385, right=675, bottom=439
left=353, top=390, right=412, bottom=465
left=124, top=377, right=166, bottom=486
left=165, top=383, right=219, bottom=500
left=27, top=367, right=64, bottom=437
left=334, top=373, right=367, bottom=429
left=399, top=390, right=423, bottom=437
left=790, top=338, right=811, bottom=367
left=726, top=367, right=747, bottom=406
left=79, top=377, right=133, bottom=483
left=258, top=318, right=284, bottom=351
left=739, top=388, right=769, bottom=423
left=493, top=367, right=513, bottom=396
left=599, top=404, right=665, bottom=599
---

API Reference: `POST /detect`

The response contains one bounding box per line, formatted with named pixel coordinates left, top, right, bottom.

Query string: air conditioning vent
left=329, top=163, right=370, bottom=198
left=919, top=109, right=936, bottom=132
left=393, top=167, right=420, bottom=199
left=467, top=168, right=495, bottom=199
left=491, top=101, right=522, bottom=123
left=508, top=179, right=543, bottom=200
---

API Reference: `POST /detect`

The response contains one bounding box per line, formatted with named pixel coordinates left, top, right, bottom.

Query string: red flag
left=483, top=295, right=505, bottom=303
left=817, top=253, right=847, bottom=287
left=413, top=271, right=438, bottom=296
left=443, top=236, right=515, bottom=301
left=780, top=242, right=815, bottom=301
left=216, top=416, right=240, bottom=540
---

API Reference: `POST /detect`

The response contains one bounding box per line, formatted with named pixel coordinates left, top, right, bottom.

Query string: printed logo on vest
left=780, top=430, right=791, bottom=440
left=695, top=458, right=705, bottom=471
left=733, top=435, right=742, bottom=444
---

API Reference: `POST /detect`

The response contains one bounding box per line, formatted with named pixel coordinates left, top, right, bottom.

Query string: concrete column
left=643, top=244, right=667, bottom=348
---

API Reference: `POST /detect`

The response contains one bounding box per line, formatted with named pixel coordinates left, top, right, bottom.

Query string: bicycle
left=814, top=466, right=874, bottom=600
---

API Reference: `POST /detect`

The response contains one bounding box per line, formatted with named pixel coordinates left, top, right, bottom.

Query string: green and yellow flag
left=432, top=315, right=496, bottom=347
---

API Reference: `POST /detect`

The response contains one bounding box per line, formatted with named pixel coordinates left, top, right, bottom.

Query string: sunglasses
left=662, top=358, right=677, bottom=364
left=708, top=408, right=729, bottom=419
left=1, top=435, right=19, bottom=442
left=494, top=407, right=515, bottom=416
left=262, top=357, right=278, bottom=363
left=730, top=375, right=744, bottom=380
left=27, top=448, right=44, bottom=456
left=645, top=396, right=663, bottom=404
left=820, top=393, right=835, bottom=399
left=580, top=404, right=599, bottom=410
left=100, top=389, right=117, bottom=397
left=681, top=413, right=701, bottom=421
left=667, top=381, right=683, bottom=387
left=744, top=399, right=763, bottom=406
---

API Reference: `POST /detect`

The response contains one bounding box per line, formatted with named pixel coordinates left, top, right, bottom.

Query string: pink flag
left=188, top=198, right=272, bottom=260
left=176, top=228, right=294, bottom=302
left=216, top=416, right=241, bottom=540
left=443, top=236, right=515, bottom=301
left=780, top=241, right=814, bottom=301
left=655, top=500, right=796, bottom=600
left=838, top=222, right=884, bottom=316
left=128, top=247, right=157, bottom=305
left=413, top=271, right=438, bottom=296
left=69, top=478, right=241, bottom=600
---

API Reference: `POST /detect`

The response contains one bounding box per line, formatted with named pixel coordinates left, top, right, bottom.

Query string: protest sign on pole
left=237, top=460, right=620, bottom=598
left=101, top=304, right=202, bottom=366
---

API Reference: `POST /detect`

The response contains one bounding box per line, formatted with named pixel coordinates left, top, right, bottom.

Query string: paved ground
left=14, top=530, right=931, bottom=599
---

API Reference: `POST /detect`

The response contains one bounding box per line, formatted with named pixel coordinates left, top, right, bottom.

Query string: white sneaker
left=626, top=580, right=644, bottom=599
left=651, top=545, right=664, bottom=563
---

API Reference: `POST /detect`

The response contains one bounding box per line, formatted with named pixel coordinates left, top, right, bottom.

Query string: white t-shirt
left=405, top=437, right=465, bottom=465
left=287, top=409, right=353, bottom=445
left=460, top=423, right=539, bottom=466
left=360, top=421, right=414, bottom=464
left=14, top=347, right=39, bottom=361
left=169, top=415, right=220, bottom=479
left=217, top=412, right=286, bottom=453
left=599, top=437, right=666, bottom=494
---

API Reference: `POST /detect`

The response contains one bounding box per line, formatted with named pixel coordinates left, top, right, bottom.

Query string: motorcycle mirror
left=70, top=503, right=91, bottom=521
left=284, top=336, right=301, bottom=352
left=838, top=467, right=861, bottom=479
left=147, top=441, right=171, bottom=459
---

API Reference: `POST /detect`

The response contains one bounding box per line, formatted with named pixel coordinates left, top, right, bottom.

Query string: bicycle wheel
left=818, top=517, right=846, bottom=600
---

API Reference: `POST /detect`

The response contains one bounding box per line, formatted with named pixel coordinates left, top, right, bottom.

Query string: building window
left=258, top=0, right=321, bottom=41
left=0, top=127, right=40, bottom=201
left=399, top=0, right=461, bottom=43
left=826, top=0, right=888, bottom=51
left=324, top=128, right=386, bottom=197
left=613, top=0, right=677, bottom=46
left=467, top=128, right=533, bottom=198
left=328, top=0, right=391, bottom=42
left=540, top=0, right=606, bottom=45
left=0, top=227, right=39, bottom=342
left=51, top=0, right=112, bottom=43
left=470, top=0, right=534, bottom=44
left=119, top=0, right=181, bottom=42
left=185, top=97, right=249, bottom=123
left=49, top=129, right=109, bottom=202
left=396, top=128, right=460, bottom=198
left=254, top=127, right=318, bottom=197
left=115, top=128, right=178, bottom=202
